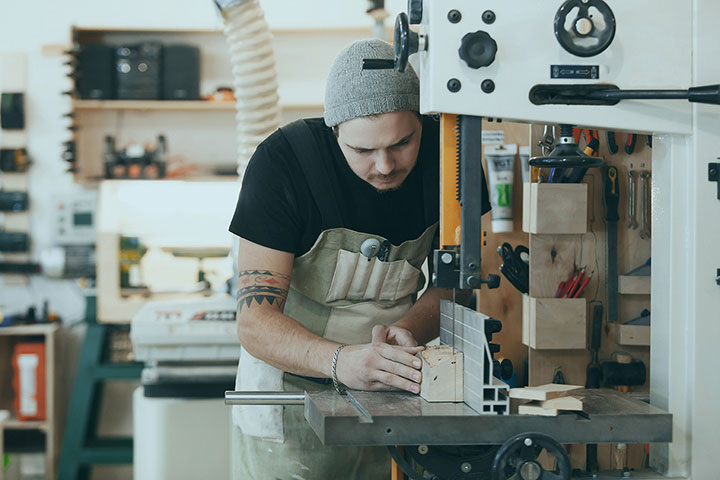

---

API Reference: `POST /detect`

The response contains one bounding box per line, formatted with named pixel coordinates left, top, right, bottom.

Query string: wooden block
left=618, top=275, right=651, bottom=295
left=616, top=324, right=650, bottom=346
left=528, top=234, right=582, bottom=298
left=522, top=297, right=586, bottom=349
left=509, top=384, right=583, bottom=401
left=522, top=183, right=587, bottom=234
left=418, top=345, right=463, bottom=403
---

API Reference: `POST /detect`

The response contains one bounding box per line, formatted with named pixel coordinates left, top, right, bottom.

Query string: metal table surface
left=304, top=388, right=672, bottom=446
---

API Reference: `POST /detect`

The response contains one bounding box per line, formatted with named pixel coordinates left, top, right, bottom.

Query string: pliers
left=607, top=131, right=638, bottom=155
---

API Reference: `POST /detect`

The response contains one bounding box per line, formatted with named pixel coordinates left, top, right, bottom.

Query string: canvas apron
left=231, top=223, right=437, bottom=480
left=232, top=120, right=438, bottom=479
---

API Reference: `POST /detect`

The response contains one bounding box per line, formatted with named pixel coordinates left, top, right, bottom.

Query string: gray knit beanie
left=323, top=39, right=420, bottom=127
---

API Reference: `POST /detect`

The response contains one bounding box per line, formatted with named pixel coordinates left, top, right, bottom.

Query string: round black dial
left=458, top=31, right=497, bottom=69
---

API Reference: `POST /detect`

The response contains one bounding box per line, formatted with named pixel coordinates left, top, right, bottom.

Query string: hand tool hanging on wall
left=606, top=131, right=638, bottom=155
left=604, top=166, right=620, bottom=323
left=627, top=170, right=638, bottom=229
left=497, top=243, right=528, bottom=294
left=639, top=171, right=651, bottom=239
left=585, top=302, right=603, bottom=475
left=529, top=124, right=604, bottom=184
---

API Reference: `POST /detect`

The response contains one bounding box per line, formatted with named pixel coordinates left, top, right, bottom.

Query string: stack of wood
left=509, top=384, right=584, bottom=416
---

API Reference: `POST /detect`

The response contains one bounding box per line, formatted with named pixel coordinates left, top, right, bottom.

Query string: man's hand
left=335, top=343, right=424, bottom=393
left=371, top=324, right=419, bottom=347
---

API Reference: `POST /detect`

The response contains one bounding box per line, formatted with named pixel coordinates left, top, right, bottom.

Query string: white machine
left=400, top=0, right=719, bottom=477
left=131, top=295, right=239, bottom=480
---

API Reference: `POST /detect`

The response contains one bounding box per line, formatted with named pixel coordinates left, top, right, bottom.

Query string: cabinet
left=0, top=323, right=59, bottom=480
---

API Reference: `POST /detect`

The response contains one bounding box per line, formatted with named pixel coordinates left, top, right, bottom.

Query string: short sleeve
left=228, top=145, right=303, bottom=254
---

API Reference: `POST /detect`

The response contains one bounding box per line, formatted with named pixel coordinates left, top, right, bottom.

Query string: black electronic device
left=76, top=44, right=116, bottom=99
left=0, top=191, right=29, bottom=212
left=116, top=43, right=162, bottom=100
left=1, top=92, right=25, bottom=129
left=103, top=135, right=167, bottom=179
left=0, top=148, right=29, bottom=172
left=162, top=45, right=200, bottom=100
left=0, top=231, right=30, bottom=253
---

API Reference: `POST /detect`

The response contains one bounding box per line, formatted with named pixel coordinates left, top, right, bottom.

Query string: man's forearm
left=238, top=306, right=338, bottom=378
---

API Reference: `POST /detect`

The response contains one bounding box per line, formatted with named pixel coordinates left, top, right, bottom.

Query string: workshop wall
left=0, top=2, right=407, bottom=479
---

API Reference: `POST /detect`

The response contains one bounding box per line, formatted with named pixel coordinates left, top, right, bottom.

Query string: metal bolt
left=418, top=445, right=429, bottom=455
left=447, top=78, right=462, bottom=93
left=466, top=276, right=480, bottom=288
left=711, top=168, right=718, bottom=176
left=468, top=262, right=476, bottom=270
left=482, top=10, right=496, bottom=24
left=481, top=79, right=495, bottom=94
left=447, top=9, right=462, bottom=24
left=441, top=253, right=453, bottom=264
left=460, top=462, right=472, bottom=473
left=524, top=437, right=533, bottom=447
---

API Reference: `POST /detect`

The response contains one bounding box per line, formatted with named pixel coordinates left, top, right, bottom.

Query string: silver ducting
left=216, top=0, right=280, bottom=178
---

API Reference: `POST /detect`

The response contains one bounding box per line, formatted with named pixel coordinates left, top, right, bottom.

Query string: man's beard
left=370, top=171, right=406, bottom=193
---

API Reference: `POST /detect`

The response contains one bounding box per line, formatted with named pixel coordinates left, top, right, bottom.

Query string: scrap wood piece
left=509, top=383, right=583, bottom=401
left=518, top=396, right=583, bottom=416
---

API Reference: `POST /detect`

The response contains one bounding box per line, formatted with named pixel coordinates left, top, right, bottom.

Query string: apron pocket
left=325, top=249, right=421, bottom=303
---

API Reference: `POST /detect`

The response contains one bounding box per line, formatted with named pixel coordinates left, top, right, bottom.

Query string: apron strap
left=280, top=120, right=345, bottom=228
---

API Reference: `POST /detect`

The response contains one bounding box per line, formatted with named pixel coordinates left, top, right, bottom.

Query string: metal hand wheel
left=554, top=0, right=616, bottom=57
left=492, top=433, right=571, bottom=480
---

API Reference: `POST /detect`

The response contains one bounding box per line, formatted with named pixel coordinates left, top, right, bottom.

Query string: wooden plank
left=618, top=275, right=651, bottom=295
left=542, top=395, right=583, bottom=411
left=418, top=346, right=463, bottom=402
left=518, top=403, right=559, bottom=416
left=476, top=120, right=531, bottom=386
left=509, top=384, right=583, bottom=401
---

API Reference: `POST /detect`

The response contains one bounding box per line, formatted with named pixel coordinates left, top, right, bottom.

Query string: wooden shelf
left=0, top=323, right=58, bottom=336
left=1, top=417, right=48, bottom=432
left=72, top=99, right=236, bottom=111
left=72, top=99, right=322, bottom=112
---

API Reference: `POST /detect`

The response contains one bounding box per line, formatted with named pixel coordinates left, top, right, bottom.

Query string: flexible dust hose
left=216, top=0, right=281, bottom=179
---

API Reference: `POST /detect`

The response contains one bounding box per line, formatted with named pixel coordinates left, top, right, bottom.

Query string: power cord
left=498, top=243, right=529, bottom=294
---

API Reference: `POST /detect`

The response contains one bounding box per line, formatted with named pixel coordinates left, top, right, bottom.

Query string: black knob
left=408, top=0, right=423, bottom=24
left=458, top=31, right=497, bottom=69
left=394, top=12, right=419, bottom=73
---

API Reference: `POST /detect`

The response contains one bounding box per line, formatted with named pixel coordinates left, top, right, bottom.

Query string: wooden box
left=522, top=296, right=587, bottom=350
left=522, top=183, right=587, bottom=234
left=616, top=324, right=650, bottom=346
left=618, top=275, right=651, bottom=295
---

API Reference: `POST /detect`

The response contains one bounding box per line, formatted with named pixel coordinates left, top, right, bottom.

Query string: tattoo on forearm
left=237, top=270, right=290, bottom=312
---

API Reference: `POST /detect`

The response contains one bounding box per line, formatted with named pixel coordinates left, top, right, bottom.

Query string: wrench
left=627, top=170, right=638, bottom=229
left=538, top=124, right=555, bottom=156
left=639, top=171, right=651, bottom=239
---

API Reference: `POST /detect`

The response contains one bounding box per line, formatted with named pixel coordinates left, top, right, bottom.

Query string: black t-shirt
left=229, top=116, right=490, bottom=257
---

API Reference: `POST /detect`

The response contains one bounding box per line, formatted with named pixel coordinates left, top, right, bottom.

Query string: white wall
left=0, top=1, right=406, bottom=478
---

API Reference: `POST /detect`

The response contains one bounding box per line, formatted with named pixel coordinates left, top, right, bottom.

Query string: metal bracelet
left=331, top=344, right=347, bottom=394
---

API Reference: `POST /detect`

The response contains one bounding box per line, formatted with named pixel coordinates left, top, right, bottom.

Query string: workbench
left=303, top=389, right=671, bottom=447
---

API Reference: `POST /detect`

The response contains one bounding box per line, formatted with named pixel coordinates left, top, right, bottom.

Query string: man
left=229, top=38, right=490, bottom=479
